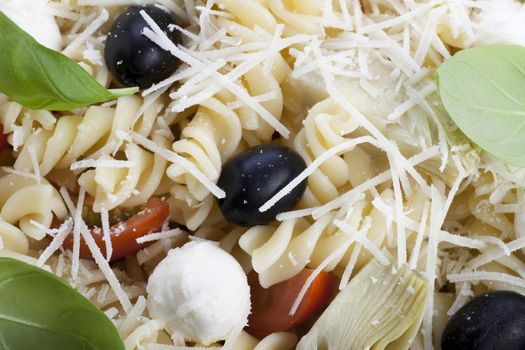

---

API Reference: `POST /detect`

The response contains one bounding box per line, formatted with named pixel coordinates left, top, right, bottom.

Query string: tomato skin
left=0, top=125, right=8, bottom=152
left=246, top=269, right=338, bottom=338
left=63, top=197, right=169, bottom=262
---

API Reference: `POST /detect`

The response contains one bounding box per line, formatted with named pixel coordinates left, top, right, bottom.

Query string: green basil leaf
left=437, top=45, right=525, bottom=167
left=0, top=258, right=124, bottom=350
left=0, top=12, right=137, bottom=111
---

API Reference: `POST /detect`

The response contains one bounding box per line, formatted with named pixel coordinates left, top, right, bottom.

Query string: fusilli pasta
left=0, top=171, right=67, bottom=242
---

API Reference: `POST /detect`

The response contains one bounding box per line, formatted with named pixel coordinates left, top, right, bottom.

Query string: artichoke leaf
left=297, top=259, right=429, bottom=350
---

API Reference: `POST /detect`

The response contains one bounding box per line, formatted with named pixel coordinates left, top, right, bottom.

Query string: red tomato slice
left=246, top=268, right=337, bottom=338
left=63, top=197, right=169, bottom=262
left=0, top=125, right=8, bottom=152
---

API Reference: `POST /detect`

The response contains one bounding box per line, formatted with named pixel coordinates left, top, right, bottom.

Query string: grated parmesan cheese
left=448, top=271, right=525, bottom=290
left=101, top=208, right=112, bottom=261
left=136, top=228, right=185, bottom=244
left=70, top=159, right=136, bottom=170
left=62, top=9, right=109, bottom=57
left=37, top=218, right=74, bottom=266
left=80, top=220, right=132, bottom=312
left=71, top=188, right=86, bottom=285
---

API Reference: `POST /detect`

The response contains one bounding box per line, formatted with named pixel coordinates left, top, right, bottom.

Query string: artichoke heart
left=297, top=259, right=429, bottom=350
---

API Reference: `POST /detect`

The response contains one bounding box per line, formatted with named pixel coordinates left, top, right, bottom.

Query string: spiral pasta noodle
left=0, top=100, right=57, bottom=151
left=121, top=326, right=297, bottom=350
left=0, top=219, right=30, bottom=255
left=232, top=330, right=298, bottom=350
left=4, top=95, right=169, bottom=213
left=13, top=94, right=162, bottom=174
left=266, top=0, right=325, bottom=37
left=293, top=97, right=379, bottom=208
left=216, top=0, right=349, bottom=39
left=165, top=6, right=290, bottom=227
left=1, top=1, right=519, bottom=349
left=167, top=96, right=243, bottom=201
left=78, top=133, right=171, bottom=212
left=0, top=171, right=67, bottom=245
left=239, top=187, right=431, bottom=288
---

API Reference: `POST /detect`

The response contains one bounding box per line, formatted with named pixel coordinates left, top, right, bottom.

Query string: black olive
left=217, top=144, right=307, bottom=226
left=104, top=5, right=181, bottom=89
left=442, top=291, right=525, bottom=350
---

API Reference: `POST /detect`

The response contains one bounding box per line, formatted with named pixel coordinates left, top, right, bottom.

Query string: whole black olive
left=217, top=144, right=307, bottom=226
left=104, top=5, right=181, bottom=89
left=442, top=291, right=525, bottom=350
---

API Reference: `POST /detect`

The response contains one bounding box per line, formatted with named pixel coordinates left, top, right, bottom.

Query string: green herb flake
left=437, top=45, right=525, bottom=167
left=0, top=12, right=137, bottom=111
left=0, top=258, right=125, bottom=350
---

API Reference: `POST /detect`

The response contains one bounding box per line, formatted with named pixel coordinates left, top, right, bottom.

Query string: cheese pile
left=1, top=1, right=525, bottom=350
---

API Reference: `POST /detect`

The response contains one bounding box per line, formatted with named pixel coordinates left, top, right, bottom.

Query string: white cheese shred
left=37, top=218, right=74, bottom=266
left=70, top=159, right=136, bottom=170
left=448, top=271, right=525, bottom=290
left=71, top=188, right=86, bottom=285
left=101, top=208, right=113, bottom=261
left=28, top=145, right=42, bottom=184
left=63, top=9, right=109, bottom=57
left=127, top=131, right=225, bottom=198
left=136, top=228, right=184, bottom=244
left=290, top=222, right=376, bottom=315
left=423, top=186, right=443, bottom=350
left=80, top=220, right=132, bottom=313
left=139, top=10, right=294, bottom=139
left=313, top=146, right=439, bottom=218
left=289, top=239, right=351, bottom=316
left=119, top=295, right=147, bottom=337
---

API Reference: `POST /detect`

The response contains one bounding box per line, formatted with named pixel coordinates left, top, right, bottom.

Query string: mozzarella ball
left=147, top=241, right=251, bottom=345
left=1, top=0, right=62, bottom=51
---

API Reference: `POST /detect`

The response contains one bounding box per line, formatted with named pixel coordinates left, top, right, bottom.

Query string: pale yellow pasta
left=293, top=97, right=364, bottom=207
left=79, top=133, right=171, bottom=212
left=2, top=1, right=524, bottom=348
left=165, top=5, right=290, bottom=228
left=267, top=0, right=325, bottom=37
left=240, top=186, right=433, bottom=288
left=467, top=194, right=514, bottom=234
left=167, top=96, right=243, bottom=202
left=14, top=95, right=163, bottom=176
left=167, top=194, right=222, bottom=231
left=193, top=1, right=290, bottom=143
left=0, top=172, right=67, bottom=241
left=239, top=189, right=391, bottom=288
left=231, top=331, right=298, bottom=350
left=0, top=100, right=56, bottom=151
left=0, top=219, right=29, bottom=255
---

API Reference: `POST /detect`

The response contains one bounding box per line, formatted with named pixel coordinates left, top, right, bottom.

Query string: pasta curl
left=266, top=0, right=326, bottom=37
left=0, top=171, right=67, bottom=244
left=167, top=96, right=243, bottom=202
left=293, top=97, right=373, bottom=207
left=165, top=7, right=291, bottom=228
left=79, top=131, right=171, bottom=212
left=240, top=188, right=430, bottom=288
left=13, top=95, right=162, bottom=177
left=0, top=100, right=56, bottom=151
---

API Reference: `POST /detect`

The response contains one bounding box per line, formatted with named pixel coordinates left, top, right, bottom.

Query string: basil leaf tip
left=0, top=12, right=138, bottom=111
left=437, top=44, right=525, bottom=167
left=0, top=258, right=125, bottom=350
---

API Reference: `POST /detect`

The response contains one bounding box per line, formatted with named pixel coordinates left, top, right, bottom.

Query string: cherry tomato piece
left=246, top=269, right=337, bottom=338
left=63, top=197, right=169, bottom=262
left=0, top=125, right=8, bottom=152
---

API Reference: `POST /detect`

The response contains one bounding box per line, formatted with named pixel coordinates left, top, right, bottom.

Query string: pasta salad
left=0, top=0, right=525, bottom=349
